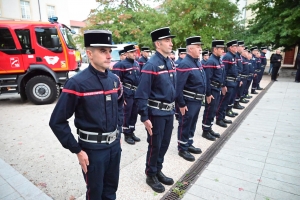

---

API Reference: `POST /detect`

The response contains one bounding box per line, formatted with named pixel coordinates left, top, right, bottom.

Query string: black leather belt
left=210, top=81, right=222, bottom=88
left=240, top=74, right=248, bottom=78
left=77, top=129, right=118, bottom=144
left=249, top=73, right=254, bottom=76
left=183, top=90, right=205, bottom=101
left=226, top=77, right=238, bottom=82
left=123, top=83, right=137, bottom=91
left=147, top=99, right=175, bottom=111
left=255, top=69, right=261, bottom=72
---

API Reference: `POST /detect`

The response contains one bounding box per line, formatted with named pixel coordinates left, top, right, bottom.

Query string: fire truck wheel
left=25, top=75, right=59, bottom=105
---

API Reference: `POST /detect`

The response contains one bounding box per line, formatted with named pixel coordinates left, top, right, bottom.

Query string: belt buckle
left=106, top=132, right=117, bottom=144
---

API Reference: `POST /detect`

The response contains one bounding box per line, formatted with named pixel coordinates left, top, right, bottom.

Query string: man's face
left=256, top=52, right=261, bottom=57
left=214, top=47, right=224, bottom=57
left=276, top=50, right=281, bottom=54
left=252, top=50, right=258, bottom=56
left=120, top=54, right=126, bottom=60
left=263, top=49, right=267, bottom=53
left=189, top=44, right=202, bottom=58
left=170, top=53, right=175, bottom=59
left=87, top=47, right=111, bottom=71
left=157, top=38, right=173, bottom=55
left=230, top=45, right=238, bottom=54
left=180, top=53, right=186, bottom=59
left=237, top=46, right=244, bottom=53
left=203, top=55, right=209, bottom=60
left=126, top=51, right=136, bottom=60
left=241, top=50, right=248, bottom=58
left=142, top=51, right=149, bottom=58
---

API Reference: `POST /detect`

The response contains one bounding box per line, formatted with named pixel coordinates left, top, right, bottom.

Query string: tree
left=160, top=0, right=240, bottom=49
left=245, top=0, right=300, bottom=50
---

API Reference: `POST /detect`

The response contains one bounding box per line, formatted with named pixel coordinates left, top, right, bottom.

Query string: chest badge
left=158, top=65, right=164, bottom=69
left=114, top=81, right=117, bottom=89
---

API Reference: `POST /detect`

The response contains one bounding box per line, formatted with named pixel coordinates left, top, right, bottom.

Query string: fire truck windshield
left=60, top=26, right=76, bottom=49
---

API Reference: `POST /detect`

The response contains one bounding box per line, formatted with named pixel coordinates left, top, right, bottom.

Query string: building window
left=20, top=0, right=31, bottom=19
left=47, top=5, right=55, bottom=18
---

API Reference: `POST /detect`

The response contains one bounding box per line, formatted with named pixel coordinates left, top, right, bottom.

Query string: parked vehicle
left=0, top=17, right=78, bottom=105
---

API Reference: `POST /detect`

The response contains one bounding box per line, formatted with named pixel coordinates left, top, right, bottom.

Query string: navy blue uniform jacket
left=260, top=52, right=267, bottom=66
left=111, top=58, right=140, bottom=97
left=202, top=54, right=225, bottom=96
left=135, top=51, right=176, bottom=122
left=236, top=52, right=243, bottom=74
left=176, top=54, right=206, bottom=107
left=49, top=65, right=124, bottom=153
left=138, top=56, right=148, bottom=70
left=222, top=51, right=239, bottom=87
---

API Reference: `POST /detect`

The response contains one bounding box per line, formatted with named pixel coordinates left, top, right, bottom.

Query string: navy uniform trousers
left=145, top=115, right=174, bottom=176
left=123, top=96, right=138, bottom=136
left=251, top=75, right=258, bottom=92
left=202, top=89, right=221, bottom=131
left=228, top=82, right=238, bottom=111
left=82, top=142, right=121, bottom=200
left=177, top=100, right=202, bottom=151
left=244, top=76, right=253, bottom=96
left=236, top=78, right=247, bottom=101
left=216, top=86, right=235, bottom=120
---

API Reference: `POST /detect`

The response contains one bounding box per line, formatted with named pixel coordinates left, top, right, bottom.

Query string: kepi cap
left=202, top=49, right=209, bottom=56
left=186, top=36, right=203, bottom=46
left=261, top=47, right=267, bottom=50
left=124, top=44, right=136, bottom=52
left=141, top=46, right=151, bottom=52
left=250, top=46, right=258, bottom=51
left=150, top=27, right=176, bottom=42
left=84, top=30, right=116, bottom=48
left=226, top=40, right=238, bottom=47
left=178, top=48, right=187, bottom=54
left=212, top=40, right=225, bottom=48
left=118, top=49, right=125, bottom=56
left=238, top=41, right=244, bottom=46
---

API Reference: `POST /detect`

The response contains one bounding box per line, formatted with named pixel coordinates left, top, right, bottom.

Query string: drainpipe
left=38, top=0, right=41, bottom=21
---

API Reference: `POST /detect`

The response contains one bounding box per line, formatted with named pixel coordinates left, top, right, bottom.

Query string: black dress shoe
left=178, top=150, right=195, bottom=162
left=146, top=175, right=165, bottom=193
left=245, top=94, right=252, bottom=99
left=226, top=110, right=235, bottom=118
left=257, top=87, right=264, bottom=90
left=239, top=98, right=249, bottom=103
left=233, top=102, right=244, bottom=110
left=156, top=171, right=174, bottom=185
left=209, top=129, right=220, bottom=138
left=202, top=131, right=216, bottom=141
left=216, top=120, right=227, bottom=128
left=188, top=145, right=202, bottom=154
left=251, top=91, right=258, bottom=94
left=231, top=109, right=238, bottom=116
left=132, top=133, right=141, bottom=142
left=223, top=118, right=232, bottom=124
left=125, top=135, right=135, bottom=145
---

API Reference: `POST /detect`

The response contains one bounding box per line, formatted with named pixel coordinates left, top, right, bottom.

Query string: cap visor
left=90, top=44, right=117, bottom=48
left=158, top=35, right=176, bottom=40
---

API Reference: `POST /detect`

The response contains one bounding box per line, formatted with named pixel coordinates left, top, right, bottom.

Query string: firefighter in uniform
left=175, top=48, right=187, bottom=66
left=234, top=41, right=249, bottom=107
left=112, top=44, right=141, bottom=145
left=238, top=47, right=251, bottom=102
left=202, top=40, right=226, bottom=141
left=244, top=49, right=255, bottom=98
left=201, top=50, right=209, bottom=66
left=251, top=46, right=260, bottom=94
left=176, top=36, right=206, bottom=162
left=49, top=30, right=123, bottom=200
left=138, top=46, right=151, bottom=70
left=135, top=27, right=176, bottom=193
left=119, top=49, right=126, bottom=61
left=216, top=40, right=240, bottom=128
left=257, top=47, right=267, bottom=89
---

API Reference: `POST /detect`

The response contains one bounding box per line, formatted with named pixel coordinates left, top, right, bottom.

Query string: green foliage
left=245, top=0, right=300, bottom=49
left=76, top=0, right=241, bottom=49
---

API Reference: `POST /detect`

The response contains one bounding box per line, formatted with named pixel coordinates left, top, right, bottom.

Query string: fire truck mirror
left=51, top=37, right=60, bottom=48
left=49, top=28, right=58, bottom=35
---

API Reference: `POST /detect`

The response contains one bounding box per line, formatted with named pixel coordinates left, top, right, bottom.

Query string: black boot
left=132, top=133, right=141, bottom=142
left=226, top=110, right=235, bottom=118
left=257, top=86, right=264, bottom=90
left=202, top=130, right=216, bottom=141
left=146, top=175, right=165, bottom=193
left=178, top=150, right=195, bottom=162
left=216, top=120, right=227, bottom=128
left=245, top=94, right=252, bottom=99
left=209, top=129, right=220, bottom=138
left=233, top=102, right=244, bottom=110
left=125, top=135, right=135, bottom=145
left=223, top=118, right=232, bottom=124
left=251, top=90, right=258, bottom=94
left=239, top=98, right=249, bottom=103
left=188, top=145, right=202, bottom=154
left=230, top=109, right=238, bottom=116
left=156, top=171, right=174, bottom=185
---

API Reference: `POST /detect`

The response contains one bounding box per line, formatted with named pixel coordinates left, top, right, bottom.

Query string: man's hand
left=221, top=86, right=227, bottom=95
left=206, top=95, right=214, bottom=104
left=77, top=150, right=89, bottom=174
left=239, top=81, right=243, bottom=87
left=123, top=99, right=127, bottom=106
left=179, top=106, right=188, bottom=116
left=143, top=119, right=153, bottom=136
left=254, top=74, right=257, bottom=77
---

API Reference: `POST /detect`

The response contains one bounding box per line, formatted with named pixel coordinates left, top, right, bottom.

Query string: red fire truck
left=0, top=17, right=79, bottom=105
